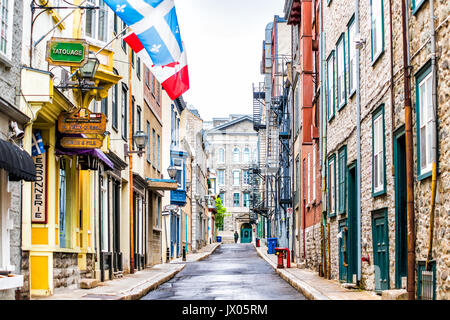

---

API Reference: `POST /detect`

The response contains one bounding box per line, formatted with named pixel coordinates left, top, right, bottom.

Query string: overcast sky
left=175, top=0, right=285, bottom=121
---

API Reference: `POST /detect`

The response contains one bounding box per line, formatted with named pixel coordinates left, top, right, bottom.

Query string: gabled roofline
left=206, top=115, right=254, bottom=133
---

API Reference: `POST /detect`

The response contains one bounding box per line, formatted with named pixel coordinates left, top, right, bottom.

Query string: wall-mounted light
left=79, top=51, right=100, bottom=80
left=167, top=165, right=178, bottom=180
left=9, top=121, right=24, bottom=140
left=124, top=130, right=148, bottom=157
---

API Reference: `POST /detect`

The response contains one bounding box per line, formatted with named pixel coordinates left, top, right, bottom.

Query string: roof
left=206, top=115, right=254, bottom=133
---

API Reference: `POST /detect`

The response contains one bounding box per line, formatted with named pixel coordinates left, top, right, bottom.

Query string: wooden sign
left=46, top=38, right=88, bottom=67
left=61, top=137, right=103, bottom=149
left=58, top=108, right=106, bottom=134
left=32, top=152, right=47, bottom=224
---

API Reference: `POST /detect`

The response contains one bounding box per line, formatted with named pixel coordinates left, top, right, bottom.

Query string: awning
left=0, top=139, right=36, bottom=182
left=55, top=148, right=114, bottom=170
left=146, top=178, right=178, bottom=191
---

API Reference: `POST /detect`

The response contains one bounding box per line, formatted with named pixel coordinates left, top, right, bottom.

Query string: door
left=112, top=180, right=122, bottom=272
left=372, top=209, right=390, bottom=291
left=338, top=219, right=348, bottom=282
left=347, top=164, right=358, bottom=283
left=394, top=131, right=408, bottom=288
left=241, top=228, right=252, bottom=243
left=59, top=168, right=66, bottom=248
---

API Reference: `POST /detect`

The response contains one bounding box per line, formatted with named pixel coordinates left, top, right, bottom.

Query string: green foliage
left=214, top=197, right=228, bottom=230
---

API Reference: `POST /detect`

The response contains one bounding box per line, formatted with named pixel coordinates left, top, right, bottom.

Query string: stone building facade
left=205, top=115, right=258, bottom=239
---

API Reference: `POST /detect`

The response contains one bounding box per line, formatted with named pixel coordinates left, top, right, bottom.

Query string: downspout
left=320, top=0, right=327, bottom=278
left=401, top=0, right=416, bottom=300
left=388, top=0, right=395, bottom=176
left=355, top=0, right=362, bottom=285
left=425, top=0, right=438, bottom=272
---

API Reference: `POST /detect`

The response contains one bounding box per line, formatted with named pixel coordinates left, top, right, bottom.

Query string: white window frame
left=418, top=72, right=433, bottom=175
left=0, top=0, right=13, bottom=61
left=373, top=112, right=384, bottom=194
left=327, top=51, right=335, bottom=120
left=371, top=0, right=384, bottom=62
left=243, top=170, right=250, bottom=185
left=336, top=35, right=346, bottom=109
left=243, top=193, right=250, bottom=207
left=218, top=148, right=225, bottom=163
left=84, top=0, right=110, bottom=46
left=218, top=170, right=225, bottom=185
left=232, top=170, right=240, bottom=186
left=243, top=148, right=250, bottom=163
left=232, top=147, right=240, bottom=163
left=348, top=17, right=356, bottom=95
left=328, top=157, right=336, bottom=215
left=233, top=193, right=240, bottom=207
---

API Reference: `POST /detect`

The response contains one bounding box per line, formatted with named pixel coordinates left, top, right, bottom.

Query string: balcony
left=170, top=190, right=186, bottom=206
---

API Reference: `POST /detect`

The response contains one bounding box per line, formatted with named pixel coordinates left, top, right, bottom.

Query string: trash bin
left=216, top=236, right=222, bottom=242
left=256, top=238, right=260, bottom=247
left=267, top=237, right=277, bottom=254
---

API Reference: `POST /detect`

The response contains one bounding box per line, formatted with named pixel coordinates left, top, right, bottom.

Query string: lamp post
left=166, top=166, right=178, bottom=262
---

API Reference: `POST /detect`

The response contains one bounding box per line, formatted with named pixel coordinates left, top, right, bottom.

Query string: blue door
left=372, top=209, right=390, bottom=291
left=59, top=168, right=66, bottom=248
left=338, top=219, right=348, bottom=282
left=241, top=228, right=252, bottom=243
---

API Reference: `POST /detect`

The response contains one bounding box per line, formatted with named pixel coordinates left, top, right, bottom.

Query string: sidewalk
left=253, top=242, right=381, bottom=300
left=35, top=242, right=221, bottom=300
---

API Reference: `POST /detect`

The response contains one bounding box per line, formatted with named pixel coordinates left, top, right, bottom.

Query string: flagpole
left=129, top=44, right=135, bottom=274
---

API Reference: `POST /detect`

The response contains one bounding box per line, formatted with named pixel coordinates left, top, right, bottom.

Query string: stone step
left=80, top=278, right=99, bottom=289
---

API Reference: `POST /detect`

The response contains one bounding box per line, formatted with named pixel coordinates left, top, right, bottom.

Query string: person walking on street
left=234, top=231, right=239, bottom=243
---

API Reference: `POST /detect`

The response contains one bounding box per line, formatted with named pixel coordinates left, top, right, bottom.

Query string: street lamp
left=79, top=51, right=100, bottom=79
left=167, top=165, right=178, bottom=180
left=124, top=130, right=148, bottom=157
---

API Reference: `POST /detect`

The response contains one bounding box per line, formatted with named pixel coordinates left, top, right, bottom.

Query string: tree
left=214, top=197, right=228, bottom=231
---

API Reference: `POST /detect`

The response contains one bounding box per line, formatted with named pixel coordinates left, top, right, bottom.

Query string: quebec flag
left=31, top=131, right=45, bottom=157
left=103, top=0, right=183, bottom=66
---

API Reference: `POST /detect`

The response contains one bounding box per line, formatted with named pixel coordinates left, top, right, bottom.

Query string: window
left=338, top=146, right=347, bottom=213
left=113, top=13, right=118, bottom=35
left=233, top=193, right=240, bottom=207
left=218, top=148, right=225, bottom=163
left=157, top=81, right=161, bottom=104
left=112, top=69, right=118, bottom=130
left=243, top=193, right=250, bottom=207
left=415, top=64, right=433, bottom=179
left=307, top=153, right=310, bottom=204
left=328, top=155, right=336, bottom=216
left=131, top=50, right=135, bottom=68
left=336, top=34, right=346, bottom=109
left=172, top=158, right=184, bottom=190
left=243, top=148, right=250, bottom=163
left=152, top=129, right=156, bottom=167
left=219, top=192, right=225, bottom=204
left=218, top=170, right=225, bottom=185
left=121, top=84, right=128, bottom=140
left=85, top=0, right=108, bottom=43
left=145, top=68, right=149, bottom=88
left=146, top=121, right=150, bottom=163
left=101, top=97, right=108, bottom=117
left=295, top=156, right=300, bottom=202
left=327, top=51, right=335, bottom=120
left=372, top=105, right=385, bottom=196
left=136, top=106, right=141, bottom=131
left=253, top=148, right=257, bottom=163
left=243, top=170, right=251, bottom=185
left=137, top=57, right=141, bottom=79
left=157, top=134, right=160, bottom=170
left=233, top=170, right=240, bottom=186
left=233, top=148, right=240, bottom=163
left=0, top=0, right=13, bottom=58
left=156, top=197, right=160, bottom=228
left=131, top=97, right=135, bottom=144
left=312, top=146, right=316, bottom=201
left=412, top=0, right=426, bottom=14
left=152, top=74, right=156, bottom=95
left=348, top=16, right=356, bottom=95
left=371, top=0, right=384, bottom=63
left=121, top=21, right=127, bottom=53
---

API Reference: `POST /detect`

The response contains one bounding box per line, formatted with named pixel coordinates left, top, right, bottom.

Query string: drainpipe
left=320, top=0, right=327, bottom=278
left=355, top=0, right=362, bottom=284
left=388, top=0, right=396, bottom=176
left=401, top=0, right=416, bottom=300
left=128, top=51, right=135, bottom=274
left=425, top=0, right=438, bottom=272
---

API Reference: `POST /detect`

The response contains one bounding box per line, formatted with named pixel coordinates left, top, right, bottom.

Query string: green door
left=241, top=228, right=252, bottom=243
left=347, top=164, right=358, bottom=283
left=338, top=219, right=348, bottom=282
left=394, top=131, right=408, bottom=288
left=372, top=209, right=390, bottom=291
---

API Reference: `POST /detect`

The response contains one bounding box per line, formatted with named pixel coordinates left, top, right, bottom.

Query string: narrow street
left=141, top=244, right=306, bottom=300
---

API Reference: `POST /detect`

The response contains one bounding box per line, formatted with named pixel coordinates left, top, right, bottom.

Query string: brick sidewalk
left=34, top=242, right=221, bottom=300
left=254, top=242, right=381, bottom=300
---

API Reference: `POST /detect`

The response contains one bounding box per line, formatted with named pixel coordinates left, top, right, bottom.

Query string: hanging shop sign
left=58, top=108, right=106, bottom=134
left=31, top=152, right=48, bottom=224
left=60, top=137, right=103, bottom=149
left=46, top=38, right=89, bottom=67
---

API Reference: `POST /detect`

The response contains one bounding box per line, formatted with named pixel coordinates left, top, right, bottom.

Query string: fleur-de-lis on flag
left=151, top=44, right=162, bottom=53
left=116, top=4, right=126, bottom=13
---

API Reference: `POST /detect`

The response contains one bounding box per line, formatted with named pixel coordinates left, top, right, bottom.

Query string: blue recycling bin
left=267, top=237, right=277, bottom=254
left=216, top=236, right=222, bottom=242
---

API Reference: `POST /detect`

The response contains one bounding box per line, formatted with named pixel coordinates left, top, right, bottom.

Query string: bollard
left=182, top=245, right=186, bottom=261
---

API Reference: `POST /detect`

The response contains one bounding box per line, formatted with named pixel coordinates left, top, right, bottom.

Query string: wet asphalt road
left=141, top=243, right=306, bottom=300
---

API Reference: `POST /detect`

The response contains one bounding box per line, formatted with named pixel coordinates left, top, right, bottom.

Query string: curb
left=120, top=264, right=186, bottom=300
left=253, top=243, right=329, bottom=300
left=121, top=243, right=221, bottom=300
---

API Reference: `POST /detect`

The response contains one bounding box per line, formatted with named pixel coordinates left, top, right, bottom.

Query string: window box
left=0, top=274, right=24, bottom=290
